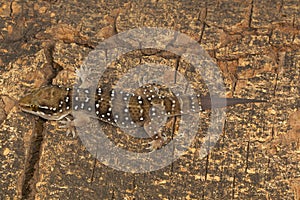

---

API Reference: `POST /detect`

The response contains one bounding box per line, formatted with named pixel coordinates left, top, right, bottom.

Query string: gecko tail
left=201, top=96, right=267, bottom=110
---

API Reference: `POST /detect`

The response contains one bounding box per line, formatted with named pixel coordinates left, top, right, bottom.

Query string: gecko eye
left=30, top=104, right=38, bottom=111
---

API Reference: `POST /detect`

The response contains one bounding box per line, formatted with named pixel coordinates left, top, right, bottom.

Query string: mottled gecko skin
left=19, top=84, right=265, bottom=150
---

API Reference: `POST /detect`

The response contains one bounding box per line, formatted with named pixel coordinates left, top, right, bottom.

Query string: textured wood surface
left=0, top=0, right=299, bottom=199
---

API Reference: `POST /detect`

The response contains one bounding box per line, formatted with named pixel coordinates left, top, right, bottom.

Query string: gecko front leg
left=59, top=117, right=76, bottom=137
left=58, top=111, right=92, bottom=137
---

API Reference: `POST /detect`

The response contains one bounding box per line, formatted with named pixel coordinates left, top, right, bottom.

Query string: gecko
left=18, top=83, right=266, bottom=150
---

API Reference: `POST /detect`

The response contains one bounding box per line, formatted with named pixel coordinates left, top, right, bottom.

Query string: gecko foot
left=59, top=117, right=76, bottom=137
left=147, top=134, right=167, bottom=151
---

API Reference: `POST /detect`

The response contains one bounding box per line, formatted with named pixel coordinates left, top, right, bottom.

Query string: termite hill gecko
left=19, top=83, right=266, bottom=150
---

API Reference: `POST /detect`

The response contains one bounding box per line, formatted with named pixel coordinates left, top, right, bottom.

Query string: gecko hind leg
left=144, top=104, right=168, bottom=151
left=146, top=133, right=167, bottom=151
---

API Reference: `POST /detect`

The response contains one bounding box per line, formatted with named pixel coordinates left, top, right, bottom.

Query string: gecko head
left=18, top=86, right=72, bottom=120
left=18, top=91, right=40, bottom=114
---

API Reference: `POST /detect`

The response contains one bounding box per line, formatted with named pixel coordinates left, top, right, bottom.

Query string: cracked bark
left=0, top=0, right=299, bottom=199
left=20, top=118, right=44, bottom=199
